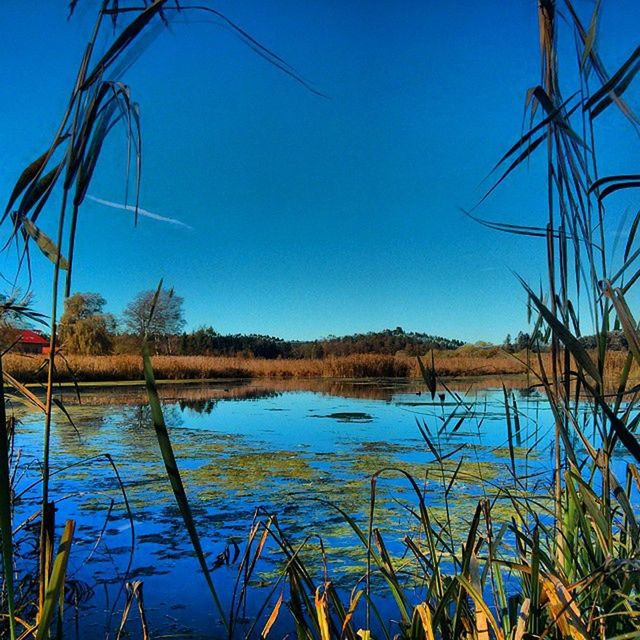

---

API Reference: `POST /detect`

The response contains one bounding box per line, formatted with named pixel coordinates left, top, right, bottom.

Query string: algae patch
left=311, top=412, right=374, bottom=423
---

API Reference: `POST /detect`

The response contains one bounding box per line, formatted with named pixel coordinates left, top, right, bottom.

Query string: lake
left=9, top=377, right=614, bottom=638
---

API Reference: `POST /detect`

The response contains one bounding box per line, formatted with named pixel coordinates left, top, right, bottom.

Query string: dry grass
left=5, top=348, right=635, bottom=383
left=1, top=346, right=633, bottom=387
left=5, top=353, right=409, bottom=382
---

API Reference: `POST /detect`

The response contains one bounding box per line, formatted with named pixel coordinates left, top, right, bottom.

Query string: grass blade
left=518, top=276, right=601, bottom=385
left=19, top=217, right=69, bottom=270
left=141, top=338, right=228, bottom=630
left=260, top=591, right=284, bottom=639
left=36, top=520, right=75, bottom=640
left=0, top=359, right=16, bottom=640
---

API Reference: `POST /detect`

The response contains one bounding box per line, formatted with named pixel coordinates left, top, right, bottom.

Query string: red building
left=16, top=330, right=50, bottom=354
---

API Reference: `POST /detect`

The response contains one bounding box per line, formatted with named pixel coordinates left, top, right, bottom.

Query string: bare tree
left=122, top=287, right=185, bottom=353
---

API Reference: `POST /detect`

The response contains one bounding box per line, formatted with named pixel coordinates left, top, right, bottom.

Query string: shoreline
left=19, top=371, right=531, bottom=390
left=3, top=352, right=541, bottom=385
left=12, top=374, right=535, bottom=407
left=4, top=350, right=631, bottom=387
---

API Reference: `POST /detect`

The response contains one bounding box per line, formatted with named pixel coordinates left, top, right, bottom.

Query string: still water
left=9, top=377, right=610, bottom=638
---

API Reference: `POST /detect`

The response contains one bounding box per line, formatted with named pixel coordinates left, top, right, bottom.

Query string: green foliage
left=308, top=328, right=464, bottom=357
left=59, top=292, right=115, bottom=355
left=176, top=326, right=464, bottom=359
left=178, top=327, right=292, bottom=358
left=452, top=342, right=502, bottom=358
left=578, top=329, right=628, bottom=350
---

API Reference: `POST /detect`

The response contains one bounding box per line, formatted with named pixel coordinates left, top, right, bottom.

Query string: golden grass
left=5, top=353, right=409, bottom=382
left=4, top=349, right=635, bottom=384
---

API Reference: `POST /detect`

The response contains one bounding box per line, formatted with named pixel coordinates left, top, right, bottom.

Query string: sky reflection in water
left=10, top=379, right=626, bottom=638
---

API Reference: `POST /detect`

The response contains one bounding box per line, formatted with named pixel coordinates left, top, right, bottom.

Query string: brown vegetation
left=3, top=348, right=636, bottom=384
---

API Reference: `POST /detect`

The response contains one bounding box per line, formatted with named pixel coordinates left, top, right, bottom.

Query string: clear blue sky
left=1, top=1, right=639, bottom=342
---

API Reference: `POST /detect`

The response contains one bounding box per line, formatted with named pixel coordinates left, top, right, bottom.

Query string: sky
left=1, top=1, right=640, bottom=343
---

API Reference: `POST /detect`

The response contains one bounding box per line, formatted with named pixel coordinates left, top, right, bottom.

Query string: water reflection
left=48, top=375, right=532, bottom=407
left=12, top=378, right=602, bottom=639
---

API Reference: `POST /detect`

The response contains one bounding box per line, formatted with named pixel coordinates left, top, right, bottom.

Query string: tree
left=59, top=292, right=116, bottom=355
left=122, top=287, right=185, bottom=353
left=514, top=331, right=531, bottom=352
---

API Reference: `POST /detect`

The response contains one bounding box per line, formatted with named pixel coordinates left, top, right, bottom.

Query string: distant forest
left=26, top=291, right=467, bottom=357
left=5, top=291, right=628, bottom=358
left=177, top=327, right=464, bottom=359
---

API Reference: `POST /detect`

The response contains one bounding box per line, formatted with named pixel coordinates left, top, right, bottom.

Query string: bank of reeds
left=1, top=351, right=504, bottom=383
left=4, top=349, right=637, bottom=384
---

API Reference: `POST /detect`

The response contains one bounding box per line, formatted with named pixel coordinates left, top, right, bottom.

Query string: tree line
left=4, top=289, right=629, bottom=357
left=502, top=330, right=629, bottom=353
left=51, top=291, right=467, bottom=358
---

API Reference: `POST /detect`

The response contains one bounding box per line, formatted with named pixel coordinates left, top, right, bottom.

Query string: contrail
left=86, top=195, right=192, bottom=229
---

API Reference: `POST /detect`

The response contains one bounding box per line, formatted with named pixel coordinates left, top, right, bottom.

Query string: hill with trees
left=176, top=326, right=464, bottom=359
left=48, top=291, right=467, bottom=358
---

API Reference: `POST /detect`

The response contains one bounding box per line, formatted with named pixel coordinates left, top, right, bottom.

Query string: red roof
left=19, top=330, right=49, bottom=345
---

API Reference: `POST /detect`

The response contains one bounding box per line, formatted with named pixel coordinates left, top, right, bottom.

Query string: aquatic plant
left=9, top=350, right=633, bottom=383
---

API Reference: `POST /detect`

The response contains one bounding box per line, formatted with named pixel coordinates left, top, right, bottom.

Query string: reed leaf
left=0, top=360, right=16, bottom=640
left=416, top=353, right=436, bottom=399
left=585, top=45, right=640, bottom=115
left=141, top=338, right=228, bottom=630
left=81, top=1, right=166, bottom=90
left=540, top=576, right=589, bottom=640
left=3, top=137, right=69, bottom=223
left=341, top=590, right=364, bottom=639
left=36, top=520, right=74, bottom=640
left=16, top=165, right=63, bottom=222
left=518, top=275, right=601, bottom=385
left=411, top=602, right=435, bottom=640
left=2, top=371, right=46, bottom=413
left=19, top=217, right=69, bottom=270
left=456, top=575, right=505, bottom=640
left=315, top=586, right=331, bottom=640
left=260, top=591, right=283, bottom=639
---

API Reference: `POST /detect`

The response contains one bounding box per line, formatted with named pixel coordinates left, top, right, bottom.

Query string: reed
left=4, top=350, right=638, bottom=385
left=0, top=351, right=552, bottom=382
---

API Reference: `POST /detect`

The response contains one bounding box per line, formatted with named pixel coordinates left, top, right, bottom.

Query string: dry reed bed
left=4, top=350, right=635, bottom=383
